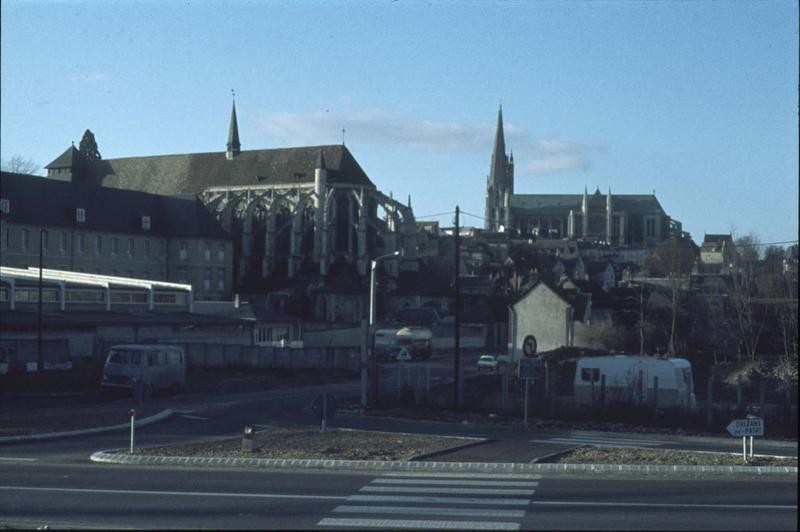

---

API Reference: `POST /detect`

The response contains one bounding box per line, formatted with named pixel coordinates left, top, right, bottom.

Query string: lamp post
left=37, top=227, right=44, bottom=373
left=363, top=250, right=400, bottom=408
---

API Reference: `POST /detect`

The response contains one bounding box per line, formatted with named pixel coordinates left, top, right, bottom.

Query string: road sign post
left=726, top=418, right=764, bottom=461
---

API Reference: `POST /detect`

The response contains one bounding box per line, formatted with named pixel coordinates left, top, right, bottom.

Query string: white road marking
left=531, top=436, right=667, bottom=447
left=332, top=505, right=526, bottom=518
left=382, top=472, right=541, bottom=479
left=318, top=517, right=520, bottom=530
left=177, top=415, right=208, bottom=420
left=530, top=501, right=797, bottom=510
left=0, top=457, right=38, bottom=462
left=360, top=486, right=535, bottom=496
left=347, top=494, right=530, bottom=506
left=373, top=478, right=539, bottom=487
left=0, top=486, right=345, bottom=501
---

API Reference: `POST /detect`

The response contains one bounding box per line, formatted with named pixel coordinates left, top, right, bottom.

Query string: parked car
left=101, top=344, right=185, bottom=396
left=477, top=354, right=512, bottom=373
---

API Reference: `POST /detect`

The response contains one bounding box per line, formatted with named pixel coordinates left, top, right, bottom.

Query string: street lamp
left=362, top=250, right=401, bottom=409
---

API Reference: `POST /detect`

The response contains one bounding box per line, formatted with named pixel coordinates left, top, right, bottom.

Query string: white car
left=477, top=354, right=512, bottom=373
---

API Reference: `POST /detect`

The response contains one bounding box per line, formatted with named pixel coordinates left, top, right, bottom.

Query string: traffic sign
left=522, top=335, right=537, bottom=358
left=726, top=418, right=764, bottom=437
left=518, top=358, right=541, bottom=379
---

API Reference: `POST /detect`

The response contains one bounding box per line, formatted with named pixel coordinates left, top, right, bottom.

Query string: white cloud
left=259, top=107, right=601, bottom=176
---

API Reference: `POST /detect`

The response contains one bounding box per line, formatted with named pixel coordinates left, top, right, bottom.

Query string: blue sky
left=2, top=0, right=797, bottom=247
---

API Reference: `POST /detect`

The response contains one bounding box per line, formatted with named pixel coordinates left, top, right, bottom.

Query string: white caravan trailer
left=574, top=355, right=696, bottom=411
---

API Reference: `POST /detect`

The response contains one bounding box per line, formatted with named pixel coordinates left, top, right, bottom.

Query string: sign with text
left=518, top=358, right=541, bottom=380
left=726, top=418, right=764, bottom=437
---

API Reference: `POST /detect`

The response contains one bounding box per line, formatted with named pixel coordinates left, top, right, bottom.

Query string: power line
left=460, top=210, right=486, bottom=221
left=415, top=211, right=454, bottom=220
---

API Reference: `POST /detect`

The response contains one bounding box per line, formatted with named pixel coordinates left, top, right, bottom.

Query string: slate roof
left=391, top=269, right=452, bottom=297
left=45, top=145, right=86, bottom=170
left=0, top=171, right=229, bottom=239
left=511, top=193, right=665, bottom=216
left=512, top=278, right=589, bottom=321
left=65, top=144, right=374, bottom=196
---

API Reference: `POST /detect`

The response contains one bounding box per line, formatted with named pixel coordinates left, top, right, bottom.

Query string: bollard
left=242, top=425, right=254, bottom=453
left=129, top=409, right=136, bottom=454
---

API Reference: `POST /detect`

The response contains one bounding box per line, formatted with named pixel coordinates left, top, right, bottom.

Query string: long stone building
left=484, top=107, right=683, bottom=246
left=44, top=102, right=419, bottom=299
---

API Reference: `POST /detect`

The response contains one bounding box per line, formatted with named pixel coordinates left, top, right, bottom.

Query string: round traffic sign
left=522, top=335, right=537, bottom=358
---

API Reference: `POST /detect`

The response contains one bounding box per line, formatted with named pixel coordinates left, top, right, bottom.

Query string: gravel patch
left=135, top=427, right=476, bottom=461
left=545, top=446, right=798, bottom=467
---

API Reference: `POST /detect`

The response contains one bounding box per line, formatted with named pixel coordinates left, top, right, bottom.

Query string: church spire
left=226, top=95, right=241, bottom=160
left=490, top=105, right=507, bottom=186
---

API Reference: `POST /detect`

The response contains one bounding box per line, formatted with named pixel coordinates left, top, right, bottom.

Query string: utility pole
left=37, top=227, right=44, bottom=372
left=453, top=206, right=461, bottom=407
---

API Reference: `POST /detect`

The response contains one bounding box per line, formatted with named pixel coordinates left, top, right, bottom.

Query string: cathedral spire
left=226, top=95, right=241, bottom=160
left=490, top=105, right=507, bottom=186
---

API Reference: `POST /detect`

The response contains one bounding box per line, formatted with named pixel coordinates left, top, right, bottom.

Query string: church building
left=45, top=101, right=419, bottom=299
left=484, top=107, right=683, bottom=247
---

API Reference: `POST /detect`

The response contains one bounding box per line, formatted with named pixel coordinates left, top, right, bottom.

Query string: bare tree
left=729, top=232, right=766, bottom=362
left=645, top=237, right=696, bottom=355
left=1, top=154, right=40, bottom=175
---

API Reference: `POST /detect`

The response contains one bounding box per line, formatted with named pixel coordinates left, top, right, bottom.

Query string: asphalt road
left=0, top=462, right=796, bottom=530
left=1, top=360, right=797, bottom=530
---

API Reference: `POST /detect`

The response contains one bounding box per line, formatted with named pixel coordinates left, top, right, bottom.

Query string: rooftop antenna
left=342, top=128, right=346, bottom=146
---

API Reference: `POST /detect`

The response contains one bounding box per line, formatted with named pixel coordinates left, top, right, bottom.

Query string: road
left=1, top=357, right=797, bottom=530
left=0, top=462, right=796, bottom=530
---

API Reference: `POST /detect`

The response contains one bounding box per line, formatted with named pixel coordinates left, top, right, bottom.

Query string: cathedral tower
left=484, top=106, right=514, bottom=231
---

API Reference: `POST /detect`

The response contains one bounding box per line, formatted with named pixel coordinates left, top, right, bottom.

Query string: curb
left=89, top=449, right=798, bottom=476
left=342, top=411, right=798, bottom=450
left=409, top=438, right=493, bottom=461
left=0, top=409, right=174, bottom=444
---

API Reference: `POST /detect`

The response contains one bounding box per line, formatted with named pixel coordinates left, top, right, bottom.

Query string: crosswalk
left=317, top=472, right=539, bottom=530
left=529, top=435, right=669, bottom=449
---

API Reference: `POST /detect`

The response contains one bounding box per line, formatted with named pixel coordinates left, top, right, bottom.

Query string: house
left=699, top=234, right=735, bottom=274
left=0, top=171, right=234, bottom=301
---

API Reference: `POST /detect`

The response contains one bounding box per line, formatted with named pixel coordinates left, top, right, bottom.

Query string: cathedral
left=484, top=107, right=683, bottom=246
left=45, top=102, right=419, bottom=303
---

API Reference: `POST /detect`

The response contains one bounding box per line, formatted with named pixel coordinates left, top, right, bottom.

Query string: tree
left=729, top=232, right=766, bottom=362
left=78, top=129, right=102, bottom=161
left=1, top=154, right=40, bottom=175
left=645, top=237, right=696, bottom=355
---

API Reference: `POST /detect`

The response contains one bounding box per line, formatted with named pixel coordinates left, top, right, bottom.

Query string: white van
left=574, top=355, right=696, bottom=411
left=101, top=344, right=185, bottom=395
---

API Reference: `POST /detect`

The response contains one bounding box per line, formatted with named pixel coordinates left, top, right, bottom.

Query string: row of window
left=0, top=287, right=188, bottom=305
left=8, top=229, right=227, bottom=263
left=179, top=241, right=226, bottom=262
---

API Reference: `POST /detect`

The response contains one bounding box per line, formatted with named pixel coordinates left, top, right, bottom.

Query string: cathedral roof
left=75, top=144, right=374, bottom=196
left=0, top=171, right=229, bottom=239
left=510, top=193, right=665, bottom=215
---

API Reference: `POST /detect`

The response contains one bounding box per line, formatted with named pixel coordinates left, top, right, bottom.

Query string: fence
left=178, top=343, right=361, bottom=372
